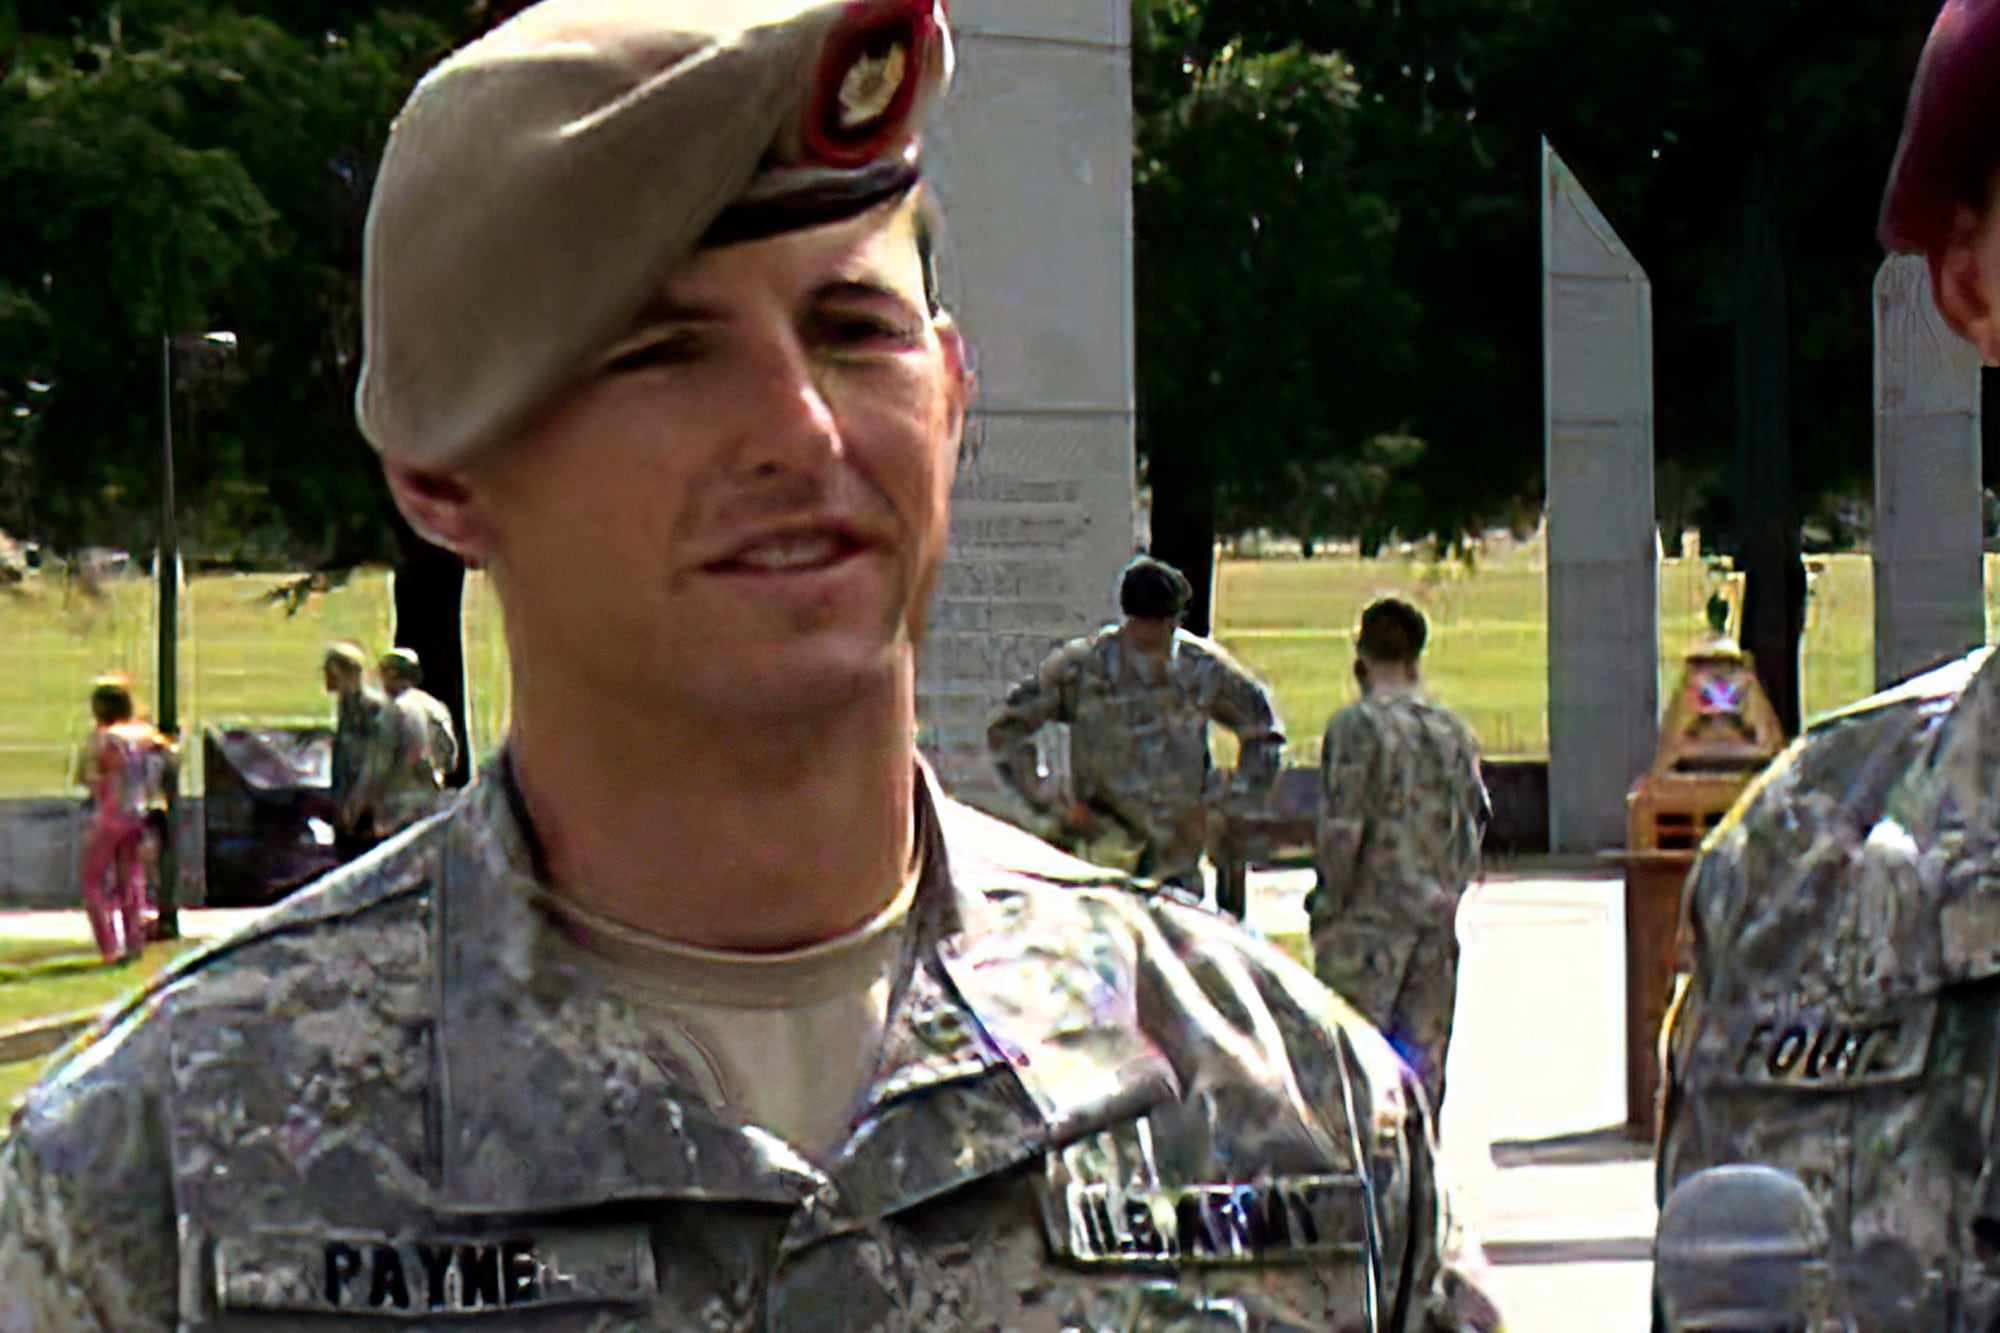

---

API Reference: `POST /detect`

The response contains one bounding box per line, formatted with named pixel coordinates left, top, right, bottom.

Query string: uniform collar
left=430, top=757, right=1174, bottom=1222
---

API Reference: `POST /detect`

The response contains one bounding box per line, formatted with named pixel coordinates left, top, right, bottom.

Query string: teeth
left=731, top=534, right=843, bottom=571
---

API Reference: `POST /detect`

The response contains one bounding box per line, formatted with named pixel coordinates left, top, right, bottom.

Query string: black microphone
left=1654, top=1165, right=1844, bottom=1332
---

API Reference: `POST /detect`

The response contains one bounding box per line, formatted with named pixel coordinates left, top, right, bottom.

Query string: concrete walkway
left=1247, top=868, right=1655, bottom=1332
left=0, top=908, right=263, bottom=947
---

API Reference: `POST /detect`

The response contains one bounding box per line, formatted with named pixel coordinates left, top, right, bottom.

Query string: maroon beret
left=1880, top=0, right=2000, bottom=258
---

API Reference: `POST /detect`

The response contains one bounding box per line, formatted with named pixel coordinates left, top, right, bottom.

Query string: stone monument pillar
left=1543, top=143, right=1660, bottom=853
left=1873, top=252, right=1984, bottom=690
left=916, top=1, right=1138, bottom=803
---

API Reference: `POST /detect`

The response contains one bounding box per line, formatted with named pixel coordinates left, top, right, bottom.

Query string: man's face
left=462, top=200, right=965, bottom=719
left=324, top=662, right=353, bottom=695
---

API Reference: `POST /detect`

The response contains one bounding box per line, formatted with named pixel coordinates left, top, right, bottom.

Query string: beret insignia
left=806, top=0, right=942, bottom=169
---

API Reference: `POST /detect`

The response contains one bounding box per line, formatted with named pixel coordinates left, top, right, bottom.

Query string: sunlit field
left=0, top=549, right=1987, bottom=794
left=0, top=569, right=510, bottom=798
left=1215, top=547, right=1991, bottom=765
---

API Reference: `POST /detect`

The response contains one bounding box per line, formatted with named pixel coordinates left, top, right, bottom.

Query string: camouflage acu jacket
left=1312, top=690, right=1488, bottom=935
left=1660, top=647, right=2000, bottom=1330
left=0, top=763, right=1485, bottom=1331
left=988, top=626, right=1284, bottom=830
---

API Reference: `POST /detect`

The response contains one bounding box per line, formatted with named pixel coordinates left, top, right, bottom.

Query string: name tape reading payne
left=212, top=1226, right=655, bottom=1316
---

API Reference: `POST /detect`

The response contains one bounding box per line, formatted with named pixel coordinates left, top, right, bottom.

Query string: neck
left=1119, top=620, right=1175, bottom=657
left=1365, top=663, right=1419, bottom=694
left=507, top=673, right=919, bottom=953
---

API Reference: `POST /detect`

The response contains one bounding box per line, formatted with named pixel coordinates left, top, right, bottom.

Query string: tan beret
left=357, top=0, right=953, bottom=470
left=378, top=646, right=422, bottom=678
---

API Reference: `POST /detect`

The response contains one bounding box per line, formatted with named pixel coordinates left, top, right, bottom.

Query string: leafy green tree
left=0, top=2, right=479, bottom=764
left=1135, top=0, right=1418, bottom=629
left=1139, top=0, right=1943, bottom=721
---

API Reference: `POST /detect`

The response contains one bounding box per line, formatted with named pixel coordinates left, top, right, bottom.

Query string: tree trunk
left=1734, top=151, right=1803, bottom=736
left=1145, top=447, right=1218, bottom=636
left=1982, top=367, right=1999, bottom=495
left=390, top=509, right=472, bottom=786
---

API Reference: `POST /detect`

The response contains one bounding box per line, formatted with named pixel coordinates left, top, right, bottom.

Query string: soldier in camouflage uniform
left=380, top=647, right=460, bottom=786
left=987, top=556, right=1285, bottom=898
left=1658, top=4, right=2000, bottom=1326
left=0, top=3, right=1500, bottom=1329
left=1311, top=599, right=1488, bottom=1113
left=323, top=641, right=420, bottom=854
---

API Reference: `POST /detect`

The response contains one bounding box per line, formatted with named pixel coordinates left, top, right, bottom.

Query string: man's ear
left=1933, top=203, right=2000, bottom=365
left=934, top=311, right=977, bottom=465
left=382, top=462, right=494, bottom=566
left=935, top=312, right=974, bottom=409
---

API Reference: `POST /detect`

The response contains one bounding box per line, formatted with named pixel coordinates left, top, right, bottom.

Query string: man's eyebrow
left=811, top=277, right=919, bottom=310
left=622, top=293, right=727, bottom=330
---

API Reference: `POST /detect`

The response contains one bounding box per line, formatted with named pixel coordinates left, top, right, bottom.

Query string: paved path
left=1246, top=867, right=1655, bottom=1332
left=4, top=869, right=1655, bottom=1330
left=0, top=908, right=262, bottom=946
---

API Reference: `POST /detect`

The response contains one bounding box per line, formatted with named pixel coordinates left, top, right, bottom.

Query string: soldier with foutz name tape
left=1658, top=6, right=2000, bottom=1326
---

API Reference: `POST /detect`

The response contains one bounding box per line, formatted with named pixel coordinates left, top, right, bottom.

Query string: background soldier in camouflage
left=1312, top=598, right=1488, bottom=1112
left=0, top=3, right=1498, bottom=1329
left=987, top=555, right=1285, bottom=898
left=379, top=646, right=459, bottom=785
left=321, top=640, right=410, bottom=854
left=1659, top=3, right=2000, bottom=1326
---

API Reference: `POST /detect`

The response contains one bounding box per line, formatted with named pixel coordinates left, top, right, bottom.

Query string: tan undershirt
left=535, top=869, right=920, bottom=1158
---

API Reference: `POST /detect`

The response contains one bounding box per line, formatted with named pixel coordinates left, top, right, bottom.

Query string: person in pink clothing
left=72, top=678, right=169, bottom=965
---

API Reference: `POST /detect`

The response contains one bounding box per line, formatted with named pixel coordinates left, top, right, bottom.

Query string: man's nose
left=732, top=331, right=845, bottom=481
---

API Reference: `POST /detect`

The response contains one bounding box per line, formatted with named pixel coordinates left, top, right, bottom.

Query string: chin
left=690, top=638, right=910, bottom=718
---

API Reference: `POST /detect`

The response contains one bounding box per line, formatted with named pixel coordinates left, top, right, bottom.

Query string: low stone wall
left=0, top=765, right=1551, bottom=909
left=0, top=799, right=206, bottom=910
left=1485, top=759, right=1551, bottom=856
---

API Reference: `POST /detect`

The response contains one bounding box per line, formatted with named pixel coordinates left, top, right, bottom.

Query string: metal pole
left=156, top=335, right=180, bottom=939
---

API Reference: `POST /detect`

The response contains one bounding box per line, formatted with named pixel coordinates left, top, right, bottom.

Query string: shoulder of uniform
left=1818, top=645, right=1992, bottom=725
left=1322, top=700, right=1377, bottom=741
left=1688, top=654, right=1992, bottom=931
left=1439, top=703, right=1485, bottom=752
left=935, top=792, right=1126, bottom=890
left=1030, top=634, right=1099, bottom=677
left=1144, top=893, right=1408, bottom=1068
left=1717, top=647, right=1991, bottom=838
left=1169, top=630, right=1245, bottom=670
left=931, top=796, right=1407, bottom=1080
left=205, top=811, right=441, bottom=944
left=0, top=833, right=446, bottom=1324
left=1086, top=626, right=1130, bottom=657
left=940, top=842, right=1419, bottom=1138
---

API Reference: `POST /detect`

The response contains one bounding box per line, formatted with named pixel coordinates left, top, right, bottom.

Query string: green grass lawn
left=0, top=939, right=202, bottom=1115
left=0, top=548, right=1989, bottom=794
left=0, top=940, right=201, bottom=1031
left=0, top=569, right=512, bottom=798
left=1215, top=548, right=1997, bottom=766
left=0, top=938, right=103, bottom=971
left=0, top=1057, right=51, bottom=1115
